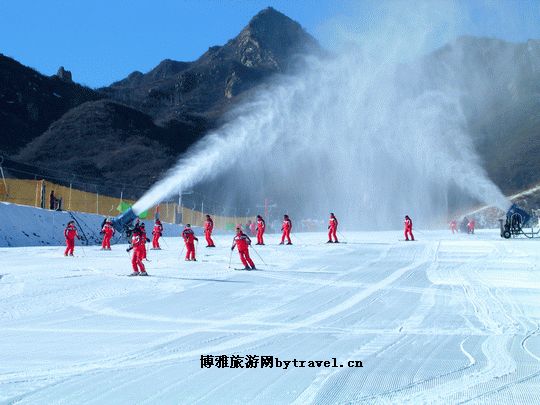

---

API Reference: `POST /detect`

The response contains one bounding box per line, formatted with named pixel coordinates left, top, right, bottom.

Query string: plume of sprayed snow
left=134, top=1, right=511, bottom=228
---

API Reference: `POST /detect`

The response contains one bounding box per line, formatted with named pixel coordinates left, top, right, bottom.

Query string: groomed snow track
left=1, top=230, right=540, bottom=404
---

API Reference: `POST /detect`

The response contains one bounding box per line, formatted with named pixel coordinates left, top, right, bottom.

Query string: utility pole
left=176, top=190, right=193, bottom=224
left=257, top=197, right=277, bottom=224
left=177, top=192, right=182, bottom=224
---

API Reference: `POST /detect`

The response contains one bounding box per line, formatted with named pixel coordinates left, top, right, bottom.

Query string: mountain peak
left=230, top=7, right=318, bottom=70
left=243, top=7, right=307, bottom=41
left=247, top=7, right=295, bottom=28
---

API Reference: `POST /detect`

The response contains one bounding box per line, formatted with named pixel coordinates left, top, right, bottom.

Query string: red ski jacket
left=232, top=232, right=252, bottom=251
left=102, top=223, right=115, bottom=237
left=282, top=219, right=292, bottom=231
left=257, top=218, right=265, bottom=231
left=329, top=216, right=338, bottom=229
left=131, top=233, right=145, bottom=251
left=404, top=218, right=413, bottom=230
left=182, top=228, right=198, bottom=244
left=64, top=224, right=78, bottom=240
left=204, top=219, right=214, bottom=232
left=152, top=223, right=163, bottom=236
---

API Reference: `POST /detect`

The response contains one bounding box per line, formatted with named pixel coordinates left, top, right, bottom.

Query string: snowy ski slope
left=1, top=230, right=540, bottom=404
left=0, top=202, right=185, bottom=247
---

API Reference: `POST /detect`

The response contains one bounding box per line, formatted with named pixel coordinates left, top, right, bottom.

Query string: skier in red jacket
left=256, top=215, right=266, bottom=245
left=231, top=227, right=256, bottom=270
left=182, top=224, right=198, bottom=261
left=327, top=212, right=339, bottom=243
left=64, top=220, right=80, bottom=256
left=139, top=222, right=149, bottom=260
left=280, top=214, right=292, bottom=245
left=467, top=218, right=476, bottom=234
left=152, top=219, right=163, bottom=249
left=404, top=215, right=414, bottom=241
left=450, top=220, right=457, bottom=234
left=127, top=227, right=147, bottom=276
left=100, top=219, right=115, bottom=250
left=204, top=215, right=215, bottom=247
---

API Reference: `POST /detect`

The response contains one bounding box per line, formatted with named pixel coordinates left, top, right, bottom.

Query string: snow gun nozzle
left=111, top=208, right=137, bottom=233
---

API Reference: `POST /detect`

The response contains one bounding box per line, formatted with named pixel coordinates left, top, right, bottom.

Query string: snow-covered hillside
left=1, top=230, right=540, bottom=403
left=0, top=202, right=185, bottom=247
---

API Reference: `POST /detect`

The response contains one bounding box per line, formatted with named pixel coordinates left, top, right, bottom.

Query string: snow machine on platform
left=499, top=204, right=540, bottom=239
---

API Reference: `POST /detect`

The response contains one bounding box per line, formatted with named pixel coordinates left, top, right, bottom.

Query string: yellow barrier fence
left=0, top=178, right=253, bottom=230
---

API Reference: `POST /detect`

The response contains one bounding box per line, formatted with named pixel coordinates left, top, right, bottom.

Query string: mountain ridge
left=1, top=9, right=539, bottom=205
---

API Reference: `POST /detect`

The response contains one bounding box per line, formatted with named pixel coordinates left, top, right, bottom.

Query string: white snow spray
left=133, top=1, right=511, bottom=228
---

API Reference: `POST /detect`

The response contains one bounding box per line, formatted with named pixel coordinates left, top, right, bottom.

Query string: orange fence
left=0, top=178, right=252, bottom=229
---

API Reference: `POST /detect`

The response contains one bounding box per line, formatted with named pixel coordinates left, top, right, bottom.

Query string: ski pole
left=228, top=249, right=233, bottom=269
left=250, top=245, right=267, bottom=266
left=161, top=236, right=169, bottom=249
left=337, top=231, right=347, bottom=242
left=180, top=244, right=185, bottom=259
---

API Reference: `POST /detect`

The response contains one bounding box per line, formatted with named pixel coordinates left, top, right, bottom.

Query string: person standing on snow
left=50, top=190, right=57, bottom=210
left=256, top=215, right=266, bottom=245
left=100, top=218, right=115, bottom=250
left=138, top=222, right=150, bottom=260
left=327, top=213, right=339, bottom=243
left=467, top=218, right=476, bottom=234
left=127, top=227, right=147, bottom=276
left=404, top=215, right=414, bottom=241
left=231, top=227, right=256, bottom=270
left=449, top=220, right=457, bottom=234
left=204, top=215, right=215, bottom=247
left=182, top=224, right=198, bottom=261
left=280, top=214, right=293, bottom=245
left=151, top=219, right=163, bottom=249
left=460, top=217, right=469, bottom=233
left=64, top=220, right=80, bottom=256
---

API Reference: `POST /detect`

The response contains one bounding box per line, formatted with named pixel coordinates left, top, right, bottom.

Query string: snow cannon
left=500, top=204, right=539, bottom=239
left=111, top=207, right=137, bottom=234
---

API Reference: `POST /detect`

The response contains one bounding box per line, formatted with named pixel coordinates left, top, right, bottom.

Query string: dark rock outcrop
left=55, top=66, right=73, bottom=82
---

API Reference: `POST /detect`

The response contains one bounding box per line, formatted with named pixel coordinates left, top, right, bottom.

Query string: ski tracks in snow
left=3, top=232, right=540, bottom=403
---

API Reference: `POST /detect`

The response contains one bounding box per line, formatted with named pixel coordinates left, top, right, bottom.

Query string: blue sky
left=1, top=0, right=539, bottom=88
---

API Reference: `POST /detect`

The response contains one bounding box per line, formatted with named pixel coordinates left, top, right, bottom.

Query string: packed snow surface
left=1, top=230, right=540, bottom=404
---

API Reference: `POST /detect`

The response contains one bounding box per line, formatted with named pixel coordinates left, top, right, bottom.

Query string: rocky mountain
left=5, top=7, right=317, bottom=191
left=16, top=100, right=177, bottom=191
left=100, top=7, right=317, bottom=131
left=1, top=7, right=540, bottom=207
left=426, top=36, right=540, bottom=194
left=0, top=54, right=101, bottom=153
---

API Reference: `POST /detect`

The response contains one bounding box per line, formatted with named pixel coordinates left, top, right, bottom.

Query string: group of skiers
left=449, top=217, right=476, bottom=234
left=63, top=212, right=427, bottom=274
